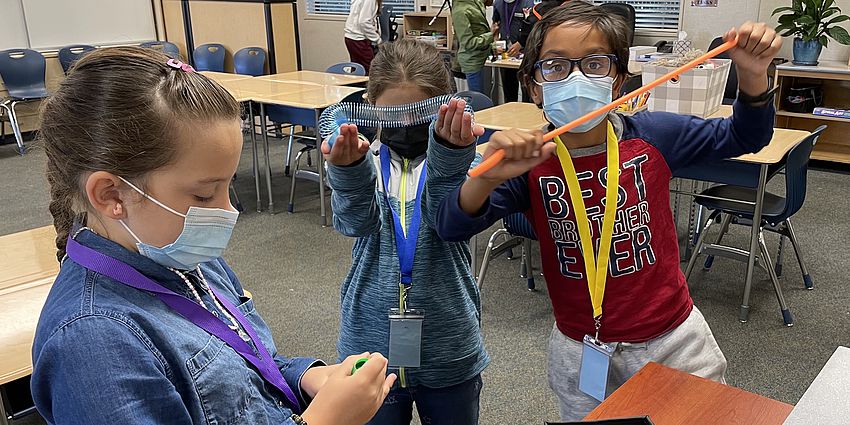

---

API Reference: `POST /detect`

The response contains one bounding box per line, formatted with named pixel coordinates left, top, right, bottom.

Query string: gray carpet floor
left=2, top=133, right=848, bottom=424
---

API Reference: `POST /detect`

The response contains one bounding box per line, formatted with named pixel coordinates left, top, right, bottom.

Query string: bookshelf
left=774, top=61, right=850, bottom=164
left=403, top=12, right=452, bottom=51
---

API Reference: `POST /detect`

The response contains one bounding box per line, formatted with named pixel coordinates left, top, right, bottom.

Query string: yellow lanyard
left=553, top=121, right=620, bottom=335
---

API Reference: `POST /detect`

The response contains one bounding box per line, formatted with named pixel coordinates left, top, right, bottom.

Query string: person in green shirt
left=452, top=0, right=498, bottom=94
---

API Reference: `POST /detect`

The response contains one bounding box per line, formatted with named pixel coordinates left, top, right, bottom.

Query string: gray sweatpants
left=546, top=306, right=727, bottom=421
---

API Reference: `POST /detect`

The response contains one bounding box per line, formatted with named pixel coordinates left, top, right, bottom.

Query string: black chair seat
left=695, top=185, right=786, bottom=219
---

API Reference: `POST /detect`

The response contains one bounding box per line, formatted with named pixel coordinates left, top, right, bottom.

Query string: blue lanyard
left=503, top=0, right=519, bottom=36
left=379, top=145, right=427, bottom=287
left=65, top=236, right=302, bottom=412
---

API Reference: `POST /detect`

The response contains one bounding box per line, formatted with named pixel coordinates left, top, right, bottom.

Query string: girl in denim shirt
left=32, top=47, right=394, bottom=425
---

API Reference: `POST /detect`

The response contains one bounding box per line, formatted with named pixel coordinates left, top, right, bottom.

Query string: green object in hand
left=351, top=358, right=369, bottom=374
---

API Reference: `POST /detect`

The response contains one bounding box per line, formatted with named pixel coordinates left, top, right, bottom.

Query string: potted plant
left=773, top=0, right=850, bottom=65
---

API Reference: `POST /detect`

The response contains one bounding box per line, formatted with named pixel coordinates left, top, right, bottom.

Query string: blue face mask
left=118, top=177, right=239, bottom=270
left=541, top=71, right=614, bottom=133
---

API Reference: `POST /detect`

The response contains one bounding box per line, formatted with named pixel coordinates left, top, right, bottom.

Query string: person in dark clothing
left=492, top=0, right=535, bottom=102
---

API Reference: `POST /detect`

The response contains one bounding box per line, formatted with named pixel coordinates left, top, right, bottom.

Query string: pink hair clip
left=166, top=58, right=195, bottom=73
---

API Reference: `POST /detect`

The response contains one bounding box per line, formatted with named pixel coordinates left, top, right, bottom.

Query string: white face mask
left=541, top=71, right=614, bottom=133
left=117, top=177, right=239, bottom=270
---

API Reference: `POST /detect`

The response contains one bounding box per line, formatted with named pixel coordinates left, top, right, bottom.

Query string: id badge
left=578, top=334, right=615, bottom=402
left=388, top=308, right=424, bottom=368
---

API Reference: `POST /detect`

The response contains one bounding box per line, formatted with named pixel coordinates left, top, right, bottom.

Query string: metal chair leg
left=477, top=229, right=510, bottom=289
left=684, top=211, right=717, bottom=280
left=3, top=102, right=25, bottom=154
left=229, top=179, right=243, bottom=212
left=288, top=148, right=306, bottom=213
left=285, top=126, right=295, bottom=176
left=758, top=232, right=793, bottom=326
left=470, top=235, right=478, bottom=279
left=704, top=213, right=732, bottom=270
left=522, top=238, right=536, bottom=291
left=785, top=218, right=813, bottom=289
left=775, top=234, right=786, bottom=277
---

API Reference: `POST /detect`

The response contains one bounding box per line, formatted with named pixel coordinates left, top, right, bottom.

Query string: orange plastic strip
left=469, top=38, right=738, bottom=178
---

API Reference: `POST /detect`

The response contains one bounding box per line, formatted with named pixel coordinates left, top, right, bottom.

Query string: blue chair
left=58, top=44, right=96, bottom=74
left=141, top=41, right=179, bottom=59
left=326, top=62, right=366, bottom=76
left=193, top=43, right=226, bottom=72
left=685, top=126, right=826, bottom=326
left=380, top=5, right=399, bottom=43
left=0, top=49, right=49, bottom=154
left=455, top=90, right=494, bottom=111
left=477, top=213, right=538, bottom=290
left=234, top=47, right=266, bottom=76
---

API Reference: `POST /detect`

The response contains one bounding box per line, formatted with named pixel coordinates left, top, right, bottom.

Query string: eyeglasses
left=533, top=54, right=618, bottom=83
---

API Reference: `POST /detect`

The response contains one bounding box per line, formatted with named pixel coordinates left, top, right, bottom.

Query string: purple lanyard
left=503, top=0, right=519, bottom=37
left=65, top=237, right=302, bottom=413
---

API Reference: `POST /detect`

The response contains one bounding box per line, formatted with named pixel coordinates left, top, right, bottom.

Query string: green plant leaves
left=827, top=25, right=850, bottom=44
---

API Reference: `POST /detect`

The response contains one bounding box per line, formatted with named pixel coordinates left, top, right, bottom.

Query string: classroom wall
left=680, top=0, right=763, bottom=51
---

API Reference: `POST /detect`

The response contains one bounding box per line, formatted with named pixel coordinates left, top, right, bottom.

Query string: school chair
left=380, top=5, right=399, bottom=43
left=58, top=45, right=96, bottom=74
left=685, top=126, right=825, bottom=326
left=326, top=62, right=366, bottom=76
left=0, top=49, right=49, bottom=155
left=140, top=41, right=180, bottom=59
left=286, top=89, right=367, bottom=215
left=193, top=43, right=226, bottom=72
left=477, top=213, right=538, bottom=291
left=234, top=47, right=266, bottom=76
left=455, top=90, right=494, bottom=111
left=599, top=3, right=636, bottom=46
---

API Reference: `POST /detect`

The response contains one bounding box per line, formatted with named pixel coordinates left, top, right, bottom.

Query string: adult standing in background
left=345, top=0, right=382, bottom=74
left=452, top=0, right=498, bottom=94
left=492, top=0, right=534, bottom=102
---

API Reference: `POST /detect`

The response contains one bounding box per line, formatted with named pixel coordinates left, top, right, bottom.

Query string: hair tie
left=166, top=58, right=195, bottom=73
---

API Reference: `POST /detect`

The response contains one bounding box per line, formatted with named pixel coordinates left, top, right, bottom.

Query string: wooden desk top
left=0, top=226, right=58, bottom=294
left=199, top=71, right=253, bottom=83
left=217, top=78, right=319, bottom=99
left=253, top=85, right=363, bottom=109
left=0, top=225, right=59, bottom=385
left=474, top=102, right=547, bottom=132
left=585, top=362, right=793, bottom=425
left=0, top=278, right=53, bottom=385
left=706, top=105, right=810, bottom=164
left=257, top=70, right=368, bottom=86
left=485, top=57, right=522, bottom=69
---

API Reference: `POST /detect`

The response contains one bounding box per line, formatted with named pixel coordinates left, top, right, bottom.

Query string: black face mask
left=379, top=123, right=431, bottom=159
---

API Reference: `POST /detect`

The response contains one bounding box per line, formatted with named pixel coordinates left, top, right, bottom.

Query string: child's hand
left=300, top=364, right=336, bottom=399
left=321, top=124, right=370, bottom=166
left=435, top=98, right=485, bottom=147
left=300, top=353, right=396, bottom=425
left=724, top=22, right=782, bottom=96
left=507, top=42, right=521, bottom=57
left=477, top=129, right=556, bottom=182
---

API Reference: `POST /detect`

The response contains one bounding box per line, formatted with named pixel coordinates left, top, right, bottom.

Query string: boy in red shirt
left=432, top=1, right=781, bottom=420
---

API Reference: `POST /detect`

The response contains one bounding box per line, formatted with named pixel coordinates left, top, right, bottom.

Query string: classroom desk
left=782, top=346, right=850, bottom=424
left=256, top=70, right=368, bottom=86
left=474, top=102, right=547, bottom=140
left=199, top=71, right=253, bottom=83
left=673, top=105, right=810, bottom=323
left=484, top=57, right=522, bottom=69
left=584, top=362, right=794, bottom=424
left=253, top=85, right=363, bottom=222
left=0, top=226, right=58, bottom=425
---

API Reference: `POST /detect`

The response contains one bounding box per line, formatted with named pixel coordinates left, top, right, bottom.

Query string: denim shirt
left=31, top=228, right=322, bottom=424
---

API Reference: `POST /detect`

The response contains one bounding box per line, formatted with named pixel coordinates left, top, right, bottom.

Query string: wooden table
left=199, top=71, right=253, bottom=83
left=257, top=70, right=368, bottom=86
left=0, top=226, right=58, bottom=425
left=484, top=57, right=522, bottom=70
left=585, top=362, right=793, bottom=424
left=253, top=85, right=364, bottom=222
left=474, top=102, right=547, bottom=133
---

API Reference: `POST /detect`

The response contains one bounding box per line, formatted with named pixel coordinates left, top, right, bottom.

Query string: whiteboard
left=0, top=0, right=30, bottom=50
left=18, top=0, right=157, bottom=50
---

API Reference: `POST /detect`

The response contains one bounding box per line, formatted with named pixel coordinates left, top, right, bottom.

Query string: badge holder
left=388, top=308, right=424, bottom=368
left=579, top=334, right=616, bottom=402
